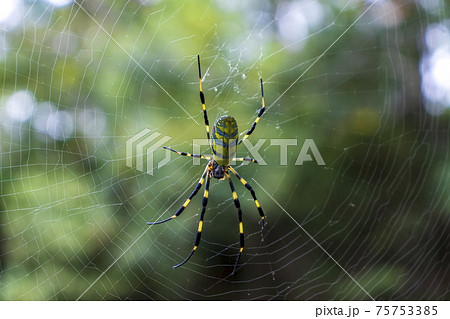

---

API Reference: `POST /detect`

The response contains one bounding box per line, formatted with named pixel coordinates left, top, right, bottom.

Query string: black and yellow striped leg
left=227, top=166, right=266, bottom=226
left=238, top=78, right=266, bottom=145
left=232, top=157, right=258, bottom=164
left=226, top=172, right=245, bottom=271
left=173, top=174, right=210, bottom=268
left=146, top=164, right=209, bottom=225
left=198, top=55, right=210, bottom=141
left=238, top=79, right=266, bottom=144
left=163, top=146, right=212, bottom=160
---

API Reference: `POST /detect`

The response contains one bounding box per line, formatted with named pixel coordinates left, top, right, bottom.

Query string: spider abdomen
left=211, top=115, right=238, bottom=167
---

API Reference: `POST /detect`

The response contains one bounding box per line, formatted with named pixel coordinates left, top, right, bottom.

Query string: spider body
left=147, top=55, right=266, bottom=271
left=211, top=115, right=238, bottom=174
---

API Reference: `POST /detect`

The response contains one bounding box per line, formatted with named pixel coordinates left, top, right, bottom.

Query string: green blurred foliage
left=0, top=0, right=449, bottom=300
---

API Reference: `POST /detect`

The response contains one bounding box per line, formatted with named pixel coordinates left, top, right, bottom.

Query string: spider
left=147, top=55, right=266, bottom=269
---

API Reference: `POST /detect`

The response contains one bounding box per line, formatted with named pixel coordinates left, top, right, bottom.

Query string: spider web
left=0, top=0, right=449, bottom=301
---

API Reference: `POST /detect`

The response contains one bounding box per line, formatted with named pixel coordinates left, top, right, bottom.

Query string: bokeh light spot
left=5, top=90, right=35, bottom=122
left=43, top=0, right=74, bottom=8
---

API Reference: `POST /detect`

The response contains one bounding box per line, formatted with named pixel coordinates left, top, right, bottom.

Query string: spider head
left=210, top=160, right=226, bottom=180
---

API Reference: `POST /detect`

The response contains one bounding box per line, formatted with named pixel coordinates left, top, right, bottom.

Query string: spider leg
left=163, top=146, right=212, bottom=160
left=173, top=173, right=211, bottom=268
left=232, top=157, right=258, bottom=164
left=238, top=78, right=266, bottom=145
left=198, top=55, right=210, bottom=141
left=146, top=163, right=209, bottom=225
left=227, top=166, right=266, bottom=226
left=226, top=172, right=245, bottom=273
